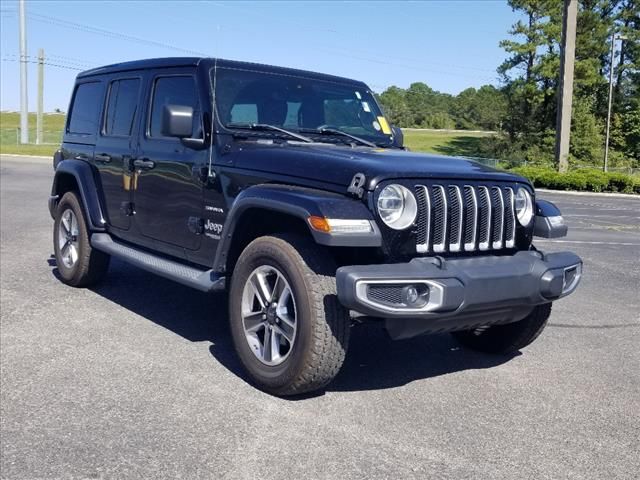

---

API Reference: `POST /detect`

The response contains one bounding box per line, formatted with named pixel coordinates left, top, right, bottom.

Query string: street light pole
left=604, top=33, right=627, bottom=172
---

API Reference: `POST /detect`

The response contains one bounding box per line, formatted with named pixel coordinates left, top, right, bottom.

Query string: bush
left=510, top=166, right=638, bottom=194
left=606, top=173, right=635, bottom=194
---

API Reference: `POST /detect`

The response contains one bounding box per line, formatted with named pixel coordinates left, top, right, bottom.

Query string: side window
left=149, top=76, right=200, bottom=138
left=104, top=78, right=140, bottom=136
left=67, top=82, right=103, bottom=135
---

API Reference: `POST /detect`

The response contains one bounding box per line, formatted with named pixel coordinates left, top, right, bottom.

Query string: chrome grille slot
left=504, top=188, right=515, bottom=248
left=448, top=186, right=463, bottom=252
left=415, top=185, right=430, bottom=253
left=491, top=187, right=504, bottom=249
left=463, top=186, right=477, bottom=250
left=413, top=183, right=516, bottom=254
left=478, top=187, right=491, bottom=251
left=432, top=186, right=447, bottom=253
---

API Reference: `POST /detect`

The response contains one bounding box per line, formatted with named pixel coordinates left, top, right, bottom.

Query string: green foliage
left=490, top=0, right=639, bottom=170
left=377, top=83, right=506, bottom=131
left=511, top=166, right=639, bottom=193
left=569, top=97, right=604, bottom=165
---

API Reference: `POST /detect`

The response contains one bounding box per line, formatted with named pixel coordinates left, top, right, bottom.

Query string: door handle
left=133, top=158, right=155, bottom=170
left=95, top=153, right=112, bottom=163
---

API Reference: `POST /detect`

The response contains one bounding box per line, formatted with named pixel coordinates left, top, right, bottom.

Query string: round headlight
left=377, top=184, right=417, bottom=230
left=515, top=187, right=534, bottom=226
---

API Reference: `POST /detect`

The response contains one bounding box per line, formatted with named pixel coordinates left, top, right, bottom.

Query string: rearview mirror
left=391, top=125, right=404, bottom=149
left=162, top=104, right=193, bottom=138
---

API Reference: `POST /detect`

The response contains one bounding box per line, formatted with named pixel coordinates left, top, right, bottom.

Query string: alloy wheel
left=241, top=265, right=297, bottom=366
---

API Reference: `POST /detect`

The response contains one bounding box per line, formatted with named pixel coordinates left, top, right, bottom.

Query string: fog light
left=402, top=284, right=429, bottom=307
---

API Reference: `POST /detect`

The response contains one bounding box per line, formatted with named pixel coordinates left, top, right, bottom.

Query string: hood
left=231, top=143, right=528, bottom=190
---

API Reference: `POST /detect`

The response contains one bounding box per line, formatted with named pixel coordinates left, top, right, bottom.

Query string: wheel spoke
left=250, top=271, right=271, bottom=309
left=278, top=312, right=295, bottom=328
left=243, top=312, right=266, bottom=332
left=70, top=211, right=79, bottom=237
left=277, top=286, right=292, bottom=311
left=61, top=212, right=71, bottom=234
left=271, top=273, right=285, bottom=303
left=262, top=326, right=273, bottom=362
left=272, top=323, right=293, bottom=344
left=68, top=244, right=78, bottom=265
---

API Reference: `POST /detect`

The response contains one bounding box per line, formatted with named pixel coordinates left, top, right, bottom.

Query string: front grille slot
left=432, top=186, right=447, bottom=252
left=415, top=183, right=516, bottom=254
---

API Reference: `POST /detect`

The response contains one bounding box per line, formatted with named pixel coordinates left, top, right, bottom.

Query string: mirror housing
left=391, top=125, right=404, bottom=149
left=162, top=104, right=194, bottom=138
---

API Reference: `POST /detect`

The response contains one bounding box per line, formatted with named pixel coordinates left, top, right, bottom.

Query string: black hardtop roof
left=77, top=57, right=367, bottom=87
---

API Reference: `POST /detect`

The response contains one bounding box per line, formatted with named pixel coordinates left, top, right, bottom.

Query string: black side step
left=91, top=233, right=225, bottom=293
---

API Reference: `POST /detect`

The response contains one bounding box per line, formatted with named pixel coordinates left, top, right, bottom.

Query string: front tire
left=452, top=303, right=552, bottom=354
left=53, top=191, right=110, bottom=287
left=229, top=234, right=350, bottom=396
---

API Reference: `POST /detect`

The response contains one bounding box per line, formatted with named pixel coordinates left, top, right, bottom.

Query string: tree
left=377, top=87, right=412, bottom=127
left=492, top=0, right=638, bottom=167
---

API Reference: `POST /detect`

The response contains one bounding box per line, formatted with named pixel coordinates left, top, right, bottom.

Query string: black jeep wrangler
left=49, top=58, right=582, bottom=395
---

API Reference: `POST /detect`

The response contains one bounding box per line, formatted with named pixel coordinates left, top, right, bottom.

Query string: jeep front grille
left=414, top=184, right=516, bottom=253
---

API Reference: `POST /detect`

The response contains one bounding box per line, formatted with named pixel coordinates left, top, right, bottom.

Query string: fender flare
left=213, top=184, right=381, bottom=272
left=50, top=159, right=107, bottom=231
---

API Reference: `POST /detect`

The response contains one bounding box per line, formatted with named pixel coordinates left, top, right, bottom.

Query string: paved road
left=1, top=155, right=639, bottom=479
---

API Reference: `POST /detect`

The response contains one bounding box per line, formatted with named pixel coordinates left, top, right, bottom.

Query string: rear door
left=61, top=80, right=104, bottom=167
left=133, top=69, right=206, bottom=251
left=94, top=74, right=144, bottom=231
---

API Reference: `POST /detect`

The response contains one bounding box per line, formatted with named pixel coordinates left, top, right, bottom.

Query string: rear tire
left=452, top=303, right=552, bottom=354
left=228, top=234, right=350, bottom=396
left=53, top=191, right=110, bottom=287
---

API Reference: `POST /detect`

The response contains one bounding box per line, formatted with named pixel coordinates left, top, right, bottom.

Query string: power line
left=1, top=57, right=84, bottom=71
left=5, top=52, right=97, bottom=69
left=26, top=12, right=209, bottom=56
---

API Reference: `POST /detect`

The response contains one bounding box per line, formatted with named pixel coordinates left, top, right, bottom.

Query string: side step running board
left=91, top=233, right=225, bottom=293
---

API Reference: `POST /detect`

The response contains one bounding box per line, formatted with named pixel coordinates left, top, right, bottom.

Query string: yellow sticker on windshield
left=377, top=116, right=391, bottom=135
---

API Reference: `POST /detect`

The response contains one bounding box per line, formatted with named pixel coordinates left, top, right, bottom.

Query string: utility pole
left=36, top=48, right=44, bottom=145
left=604, top=34, right=627, bottom=172
left=18, top=0, right=29, bottom=144
left=554, top=0, right=577, bottom=173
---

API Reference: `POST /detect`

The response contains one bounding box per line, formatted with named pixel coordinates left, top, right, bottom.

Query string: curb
left=0, top=153, right=51, bottom=160
left=536, top=188, right=639, bottom=199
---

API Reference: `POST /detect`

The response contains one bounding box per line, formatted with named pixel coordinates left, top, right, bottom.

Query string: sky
left=0, top=0, right=521, bottom=112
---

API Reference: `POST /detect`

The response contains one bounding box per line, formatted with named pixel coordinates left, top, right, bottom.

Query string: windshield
left=212, top=67, right=393, bottom=146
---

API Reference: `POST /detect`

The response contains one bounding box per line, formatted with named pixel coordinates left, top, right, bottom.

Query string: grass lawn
left=1, top=111, right=495, bottom=158
left=403, top=129, right=494, bottom=157
left=0, top=112, right=65, bottom=157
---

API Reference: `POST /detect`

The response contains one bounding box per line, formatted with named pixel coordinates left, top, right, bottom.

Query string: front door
left=133, top=70, right=207, bottom=251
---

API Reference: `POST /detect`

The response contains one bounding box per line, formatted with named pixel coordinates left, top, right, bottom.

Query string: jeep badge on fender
left=49, top=58, right=582, bottom=396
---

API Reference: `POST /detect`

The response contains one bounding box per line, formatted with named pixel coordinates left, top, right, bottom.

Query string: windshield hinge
left=347, top=173, right=366, bottom=198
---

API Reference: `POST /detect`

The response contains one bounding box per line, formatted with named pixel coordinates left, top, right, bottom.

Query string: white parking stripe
left=536, top=239, right=640, bottom=246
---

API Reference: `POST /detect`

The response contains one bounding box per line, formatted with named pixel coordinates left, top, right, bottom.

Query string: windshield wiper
left=299, top=127, right=377, bottom=148
left=227, top=123, right=313, bottom=143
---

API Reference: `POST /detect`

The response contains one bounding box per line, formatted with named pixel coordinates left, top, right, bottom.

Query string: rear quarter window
left=67, top=82, right=104, bottom=135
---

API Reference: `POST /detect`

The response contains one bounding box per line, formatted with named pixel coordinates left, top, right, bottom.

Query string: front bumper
left=336, top=251, right=582, bottom=338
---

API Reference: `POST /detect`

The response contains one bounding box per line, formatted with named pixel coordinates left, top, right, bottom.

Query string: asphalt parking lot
left=1, top=154, right=639, bottom=479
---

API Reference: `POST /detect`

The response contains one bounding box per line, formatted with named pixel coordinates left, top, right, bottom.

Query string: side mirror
left=162, top=104, right=194, bottom=138
left=391, top=125, right=404, bottom=149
